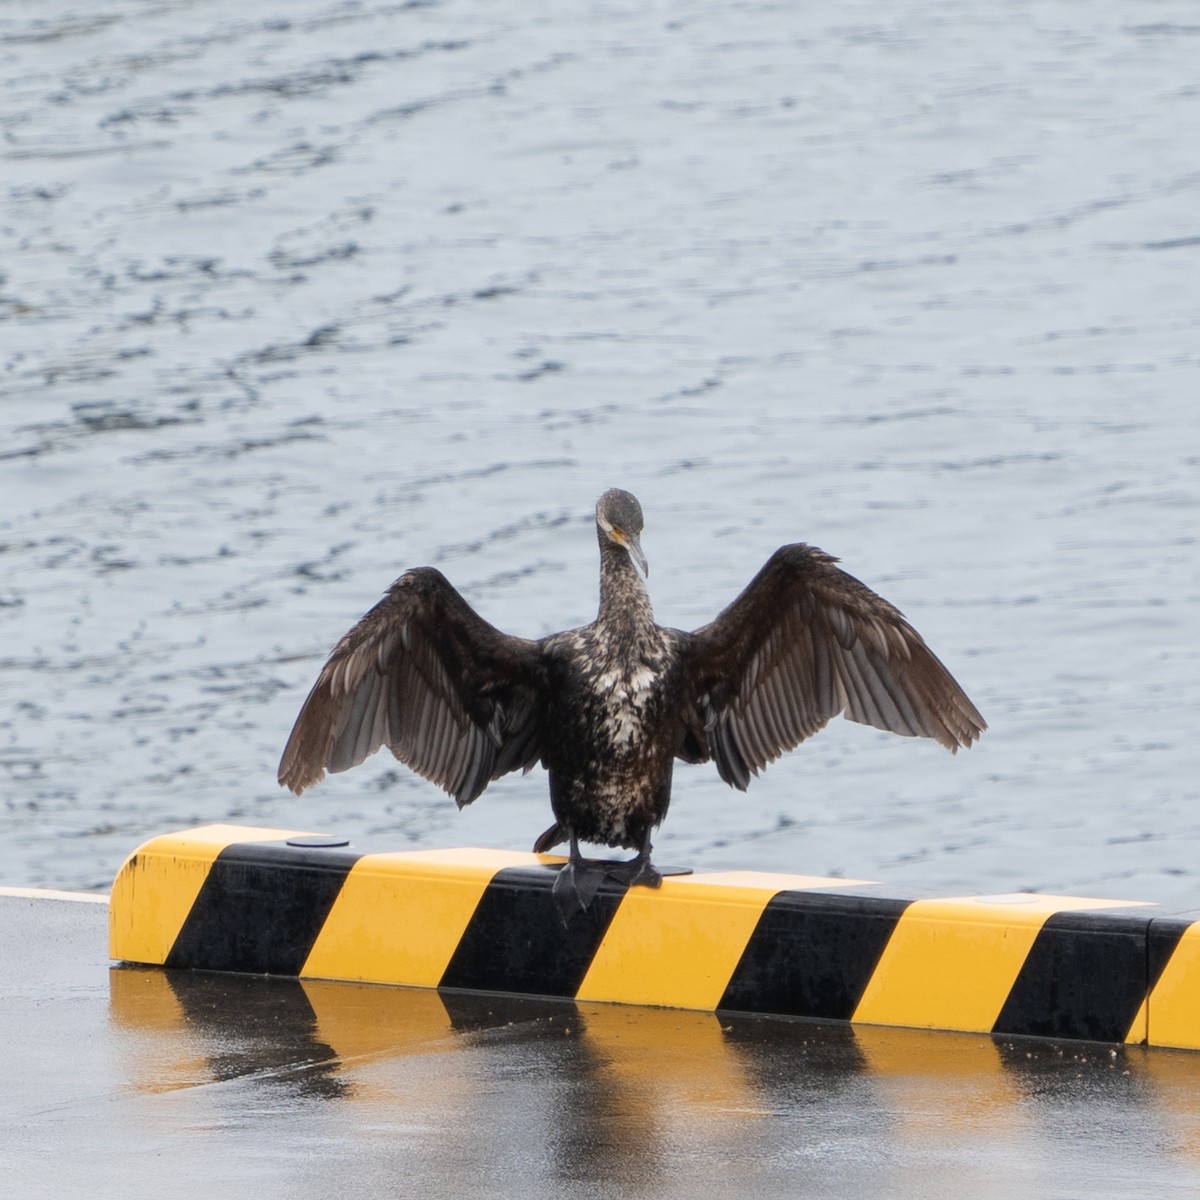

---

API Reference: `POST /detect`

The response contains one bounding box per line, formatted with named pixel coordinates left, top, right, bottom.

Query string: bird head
left=596, top=488, right=649, bottom=577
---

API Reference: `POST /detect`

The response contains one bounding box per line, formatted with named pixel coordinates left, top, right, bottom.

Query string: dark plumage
left=279, top=489, right=985, bottom=917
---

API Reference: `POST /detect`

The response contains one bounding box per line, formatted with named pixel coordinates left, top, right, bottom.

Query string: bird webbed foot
left=551, top=852, right=665, bottom=924
left=551, top=858, right=607, bottom=925
left=600, top=855, right=662, bottom=889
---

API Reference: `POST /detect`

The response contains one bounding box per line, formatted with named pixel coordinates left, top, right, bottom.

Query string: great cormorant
left=279, top=489, right=985, bottom=917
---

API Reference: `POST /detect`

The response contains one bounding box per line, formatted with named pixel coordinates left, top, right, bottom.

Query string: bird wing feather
left=678, top=544, right=985, bottom=789
left=278, top=567, right=546, bottom=805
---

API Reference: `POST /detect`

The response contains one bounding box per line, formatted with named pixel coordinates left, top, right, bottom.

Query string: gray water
left=1, top=0, right=1197, bottom=902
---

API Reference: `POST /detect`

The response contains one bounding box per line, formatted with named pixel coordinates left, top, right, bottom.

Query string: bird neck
left=597, top=536, right=654, bottom=641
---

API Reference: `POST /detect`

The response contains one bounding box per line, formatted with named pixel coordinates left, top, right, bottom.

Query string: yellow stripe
left=301, top=847, right=543, bottom=987
left=108, top=824, right=309, bottom=964
left=852, top=893, right=1150, bottom=1033
left=1144, top=922, right=1200, bottom=1050
left=577, top=872, right=871, bottom=1010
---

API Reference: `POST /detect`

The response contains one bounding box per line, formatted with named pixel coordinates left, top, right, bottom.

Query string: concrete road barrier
left=109, top=824, right=1200, bottom=1049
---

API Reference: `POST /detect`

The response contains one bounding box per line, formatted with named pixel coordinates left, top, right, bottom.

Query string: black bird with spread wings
left=279, top=489, right=985, bottom=917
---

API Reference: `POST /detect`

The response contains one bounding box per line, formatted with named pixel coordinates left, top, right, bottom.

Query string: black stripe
left=1147, top=916, right=1193, bottom=995
left=992, top=910, right=1153, bottom=1043
left=718, top=891, right=911, bottom=1021
left=439, top=866, right=625, bottom=998
left=166, top=841, right=361, bottom=975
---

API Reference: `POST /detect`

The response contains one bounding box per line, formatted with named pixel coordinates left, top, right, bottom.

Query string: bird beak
left=626, top=533, right=649, bottom=578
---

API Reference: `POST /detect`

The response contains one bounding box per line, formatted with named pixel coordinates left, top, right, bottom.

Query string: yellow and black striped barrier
left=108, top=824, right=1200, bottom=1050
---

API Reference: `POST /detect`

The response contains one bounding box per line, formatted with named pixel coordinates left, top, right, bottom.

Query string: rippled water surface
left=2, top=0, right=1198, bottom=899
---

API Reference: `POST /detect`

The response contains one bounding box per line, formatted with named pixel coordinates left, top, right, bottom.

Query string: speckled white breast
left=593, top=659, right=659, bottom=749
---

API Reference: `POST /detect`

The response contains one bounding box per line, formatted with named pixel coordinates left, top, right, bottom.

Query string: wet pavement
left=8, top=891, right=1200, bottom=1199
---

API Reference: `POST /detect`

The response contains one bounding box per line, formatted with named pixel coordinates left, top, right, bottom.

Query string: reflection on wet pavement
left=104, top=966, right=1200, bottom=1198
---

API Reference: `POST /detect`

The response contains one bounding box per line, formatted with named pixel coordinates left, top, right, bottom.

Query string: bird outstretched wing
left=278, top=568, right=546, bottom=805
left=677, top=544, right=986, bottom=789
